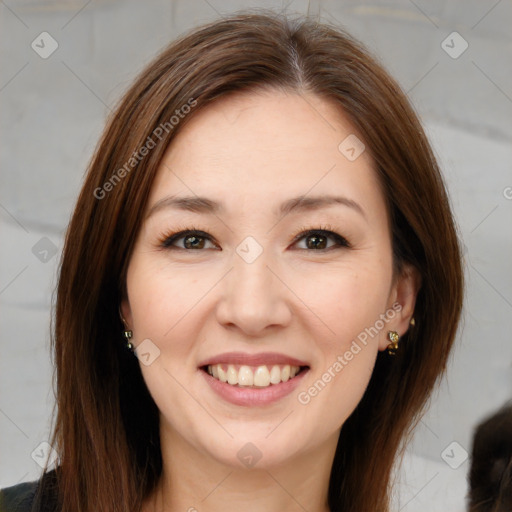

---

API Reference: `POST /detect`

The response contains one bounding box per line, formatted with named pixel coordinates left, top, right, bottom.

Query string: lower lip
left=200, top=367, right=309, bottom=406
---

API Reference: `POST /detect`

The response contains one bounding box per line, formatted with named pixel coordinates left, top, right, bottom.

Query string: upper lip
left=198, top=352, right=309, bottom=368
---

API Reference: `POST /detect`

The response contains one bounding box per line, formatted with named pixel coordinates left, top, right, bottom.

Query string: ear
left=378, top=263, right=422, bottom=351
left=120, top=296, right=133, bottom=331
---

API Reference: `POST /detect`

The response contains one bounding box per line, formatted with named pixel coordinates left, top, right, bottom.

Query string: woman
left=0, top=10, right=464, bottom=512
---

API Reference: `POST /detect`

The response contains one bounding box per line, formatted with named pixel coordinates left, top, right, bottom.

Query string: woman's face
left=122, top=89, right=416, bottom=470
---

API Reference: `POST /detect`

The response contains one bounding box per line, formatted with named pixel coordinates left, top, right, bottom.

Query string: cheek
left=127, top=256, right=209, bottom=337
left=295, top=259, right=392, bottom=345
left=295, top=266, right=386, bottom=427
left=292, top=259, right=390, bottom=420
left=297, top=343, right=377, bottom=433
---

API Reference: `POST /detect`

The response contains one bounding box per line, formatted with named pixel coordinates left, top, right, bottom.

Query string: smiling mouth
left=201, top=364, right=309, bottom=388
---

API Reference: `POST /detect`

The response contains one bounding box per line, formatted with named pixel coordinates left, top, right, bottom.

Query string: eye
left=158, top=225, right=351, bottom=251
left=291, top=226, right=351, bottom=251
left=160, top=229, right=218, bottom=250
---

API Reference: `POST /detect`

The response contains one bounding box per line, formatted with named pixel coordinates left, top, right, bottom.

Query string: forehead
left=147, top=89, right=385, bottom=219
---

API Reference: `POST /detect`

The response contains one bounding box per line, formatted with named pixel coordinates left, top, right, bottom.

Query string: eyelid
left=290, top=224, right=351, bottom=249
left=158, top=225, right=351, bottom=250
left=159, top=228, right=218, bottom=249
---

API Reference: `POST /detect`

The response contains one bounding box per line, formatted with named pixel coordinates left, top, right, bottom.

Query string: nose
left=215, top=249, right=292, bottom=336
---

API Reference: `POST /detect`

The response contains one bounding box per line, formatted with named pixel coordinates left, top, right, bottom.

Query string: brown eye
left=182, top=234, right=206, bottom=249
left=305, top=233, right=328, bottom=250
left=293, top=229, right=350, bottom=251
left=162, top=230, right=217, bottom=250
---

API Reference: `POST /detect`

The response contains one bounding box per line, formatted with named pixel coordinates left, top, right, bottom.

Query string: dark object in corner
left=0, top=468, right=58, bottom=512
left=468, top=401, right=512, bottom=512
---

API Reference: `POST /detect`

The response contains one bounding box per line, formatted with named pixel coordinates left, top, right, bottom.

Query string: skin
left=121, top=88, right=419, bottom=512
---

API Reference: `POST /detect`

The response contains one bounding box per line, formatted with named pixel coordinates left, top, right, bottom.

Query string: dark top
left=0, top=470, right=58, bottom=512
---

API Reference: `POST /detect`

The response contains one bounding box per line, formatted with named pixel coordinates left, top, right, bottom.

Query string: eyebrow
left=146, top=194, right=366, bottom=220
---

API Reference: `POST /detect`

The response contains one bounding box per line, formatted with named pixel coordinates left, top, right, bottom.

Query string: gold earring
left=123, top=329, right=134, bottom=351
left=119, top=307, right=134, bottom=352
left=387, top=331, right=400, bottom=355
left=410, top=317, right=416, bottom=326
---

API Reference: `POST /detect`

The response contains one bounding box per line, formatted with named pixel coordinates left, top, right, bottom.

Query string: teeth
left=218, top=365, right=227, bottom=383
left=227, top=365, right=238, bottom=385
left=206, top=364, right=302, bottom=387
left=238, top=365, right=253, bottom=386
left=269, top=365, right=281, bottom=384
left=253, top=366, right=270, bottom=387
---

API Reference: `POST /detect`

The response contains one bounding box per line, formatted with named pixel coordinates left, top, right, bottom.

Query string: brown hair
left=36, top=10, right=464, bottom=512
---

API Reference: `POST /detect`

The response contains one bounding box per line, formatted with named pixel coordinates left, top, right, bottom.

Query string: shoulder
left=0, top=478, right=38, bottom=512
left=0, top=469, right=59, bottom=512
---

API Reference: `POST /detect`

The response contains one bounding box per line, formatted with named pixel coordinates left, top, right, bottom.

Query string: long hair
left=35, top=10, right=464, bottom=512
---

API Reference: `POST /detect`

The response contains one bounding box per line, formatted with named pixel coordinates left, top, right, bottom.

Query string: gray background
left=1, top=1, right=511, bottom=510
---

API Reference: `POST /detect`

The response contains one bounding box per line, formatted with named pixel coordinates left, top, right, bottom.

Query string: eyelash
left=158, top=224, right=351, bottom=252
